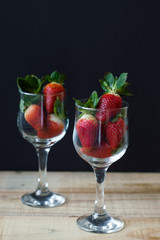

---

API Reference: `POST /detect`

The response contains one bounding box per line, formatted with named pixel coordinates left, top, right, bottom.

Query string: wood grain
left=0, top=172, right=159, bottom=239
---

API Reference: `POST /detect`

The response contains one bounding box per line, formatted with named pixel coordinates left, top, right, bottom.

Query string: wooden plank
left=0, top=191, right=159, bottom=217
left=0, top=172, right=159, bottom=217
left=0, top=172, right=159, bottom=194
left=0, top=216, right=160, bottom=240
left=0, top=172, right=159, bottom=239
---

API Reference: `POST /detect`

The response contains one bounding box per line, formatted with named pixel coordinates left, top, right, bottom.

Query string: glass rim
left=75, top=99, right=129, bottom=111
left=18, top=89, right=65, bottom=97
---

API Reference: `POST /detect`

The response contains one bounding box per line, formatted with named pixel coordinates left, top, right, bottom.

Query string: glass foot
left=21, top=191, right=65, bottom=208
left=77, top=213, right=124, bottom=233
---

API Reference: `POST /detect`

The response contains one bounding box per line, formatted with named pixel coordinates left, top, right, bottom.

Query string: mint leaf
left=84, top=91, right=99, bottom=108
left=90, top=91, right=99, bottom=108
left=104, top=72, right=115, bottom=88
left=54, top=97, right=67, bottom=120
left=50, top=71, right=59, bottom=80
left=73, top=91, right=99, bottom=109
left=116, top=73, right=128, bottom=89
left=73, top=92, right=99, bottom=117
left=73, top=98, right=84, bottom=107
left=17, top=75, right=43, bottom=94
left=84, top=99, right=93, bottom=108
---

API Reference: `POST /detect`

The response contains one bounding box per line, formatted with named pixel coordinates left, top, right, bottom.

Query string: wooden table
left=0, top=171, right=159, bottom=239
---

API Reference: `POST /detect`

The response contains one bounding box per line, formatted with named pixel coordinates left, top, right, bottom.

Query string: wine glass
left=72, top=100, right=128, bottom=233
left=17, top=90, right=69, bottom=207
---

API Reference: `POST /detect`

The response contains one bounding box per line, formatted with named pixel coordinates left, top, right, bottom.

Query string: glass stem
left=93, top=167, right=109, bottom=215
left=35, top=147, right=51, bottom=195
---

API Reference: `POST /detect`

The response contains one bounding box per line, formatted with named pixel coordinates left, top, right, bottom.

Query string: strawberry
left=44, top=82, right=65, bottom=114
left=37, top=114, right=64, bottom=139
left=81, top=143, right=112, bottom=158
left=106, top=117, right=126, bottom=150
left=96, top=72, right=131, bottom=122
left=76, top=114, right=98, bottom=152
left=24, top=104, right=44, bottom=130
left=96, top=93, right=122, bottom=121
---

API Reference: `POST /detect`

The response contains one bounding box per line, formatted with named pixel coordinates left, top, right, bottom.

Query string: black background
left=1, top=0, right=160, bottom=172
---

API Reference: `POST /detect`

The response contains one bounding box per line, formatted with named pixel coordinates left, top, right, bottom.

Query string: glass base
left=21, top=191, right=65, bottom=208
left=77, top=213, right=124, bottom=234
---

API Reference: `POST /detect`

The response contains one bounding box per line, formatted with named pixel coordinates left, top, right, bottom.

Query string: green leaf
left=84, top=91, right=99, bottom=108
left=54, top=97, right=67, bottom=120
left=99, top=79, right=109, bottom=92
left=41, top=75, right=50, bottom=83
left=50, top=71, right=59, bottom=80
left=117, top=88, right=133, bottom=96
left=73, top=92, right=99, bottom=118
left=73, top=98, right=84, bottom=107
left=104, top=72, right=115, bottom=88
left=90, top=91, right=99, bottom=108
left=40, top=71, right=66, bottom=85
left=17, top=75, right=43, bottom=94
left=116, top=81, right=133, bottom=96
left=117, top=82, right=133, bottom=96
left=73, top=98, right=92, bottom=116
left=84, top=99, right=93, bottom=108
left=73, top=91, right=99, bottom=109
left=116, top=73, right=128, bottom=89
left=49, top=71, right=66, bottom=84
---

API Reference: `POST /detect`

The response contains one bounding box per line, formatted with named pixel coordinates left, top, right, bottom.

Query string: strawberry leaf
left=49, top=71, right=66, bottom=84
left=99, top=79, right=109, bottom=92
left=104, top=72, right=115, bottom=88
left=117, top=88, right=133, bottom=96
left=116, top=73, right=128, bottom=89
left=41, top=71, right=66, bottom=85
left=99, top=72, right=132, bottom=96
left=117, top=82, right=133, bottom=96
left=54, top=97, right=67, bottom=120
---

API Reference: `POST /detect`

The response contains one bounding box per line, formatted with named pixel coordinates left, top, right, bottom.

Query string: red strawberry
left=37, top=114, right=64, bottom=139
left=76, top=114, right=98, bottom=152
left=106, top=117, right=126, bottom=150
left=44, top=82, right=65, bottom=114
left=24, top=104, right=44, bottom=130
left=81, top=143, right=112, bottom=158
left=96, top=72, right=131, bottom=122
left=96, top=93, right=122, bottom=121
